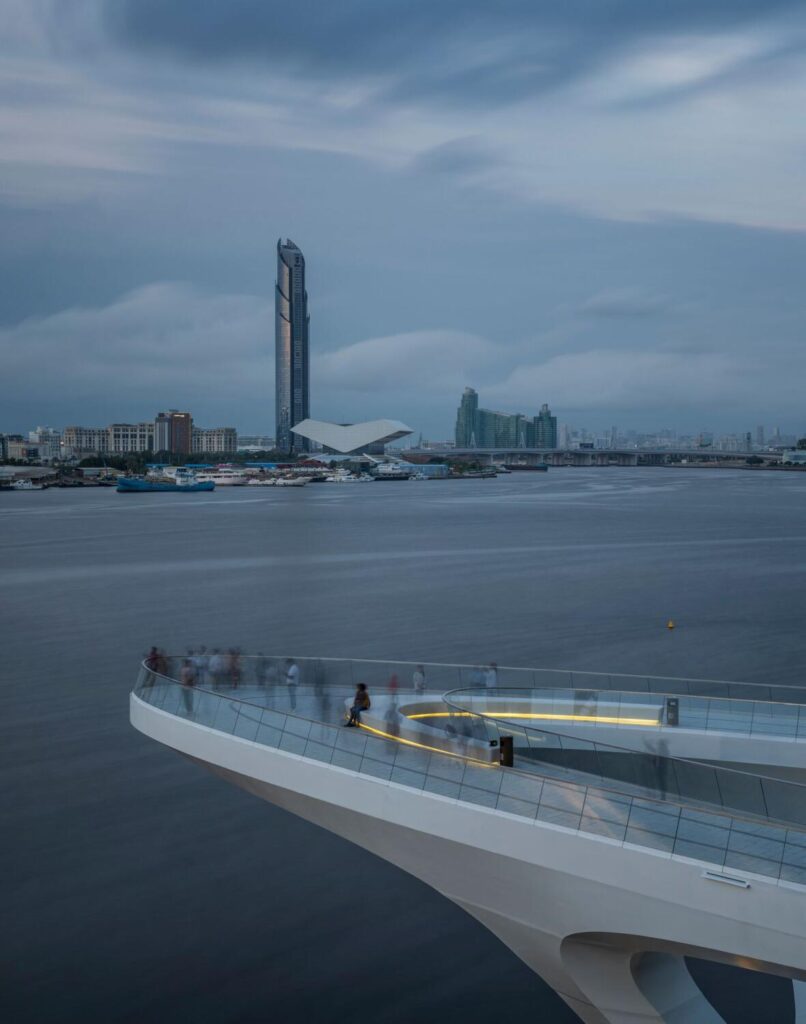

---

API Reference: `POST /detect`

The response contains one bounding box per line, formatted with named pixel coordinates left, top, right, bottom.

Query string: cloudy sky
left=2, top=0, right=805, bottom=437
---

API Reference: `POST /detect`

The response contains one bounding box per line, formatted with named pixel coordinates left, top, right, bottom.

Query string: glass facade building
left=455, top=389, right=557, bottom=448
left=275, top=239, right=310, bottom=453
left=532, top=403, right=558, bottom=448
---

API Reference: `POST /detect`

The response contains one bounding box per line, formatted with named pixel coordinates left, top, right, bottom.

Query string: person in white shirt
left=285, top=658, right=300, bottom=710
left=193, top=646, right=208, bottom=686
left=412, top=665, right=426, bottom=694
left=485, top=662, right=498, bottom=689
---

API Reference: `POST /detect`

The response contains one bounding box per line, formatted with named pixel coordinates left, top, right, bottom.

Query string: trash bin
left=666, top=697, right=679, bottom=727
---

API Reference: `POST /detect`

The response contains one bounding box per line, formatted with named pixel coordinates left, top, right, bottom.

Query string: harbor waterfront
left=4, top=469, right=806, bottom=1023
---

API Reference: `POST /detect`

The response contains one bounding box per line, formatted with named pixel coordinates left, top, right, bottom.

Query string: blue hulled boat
left=117, top=469, right=215, bottom=493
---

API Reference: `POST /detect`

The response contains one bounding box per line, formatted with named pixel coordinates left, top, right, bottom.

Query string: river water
left=3, top=468, right=804, bottom=1023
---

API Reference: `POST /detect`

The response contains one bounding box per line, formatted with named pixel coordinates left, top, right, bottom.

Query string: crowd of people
left=141, top=650, right=502, bottom=738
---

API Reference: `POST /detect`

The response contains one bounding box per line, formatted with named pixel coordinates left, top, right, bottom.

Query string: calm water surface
left=3, top=469, right=805, bottom=1023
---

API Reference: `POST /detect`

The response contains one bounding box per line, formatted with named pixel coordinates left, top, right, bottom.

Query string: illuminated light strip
left=407, top=711, right=658, bottom=727
left=356, top=722, right=495, bottom=767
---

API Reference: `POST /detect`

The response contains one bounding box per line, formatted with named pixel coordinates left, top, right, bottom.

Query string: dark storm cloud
left=106, top=0, right=804, bottom=104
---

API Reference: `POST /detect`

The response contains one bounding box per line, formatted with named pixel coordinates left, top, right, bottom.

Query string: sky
left=1, top=0, right=806, bottom=437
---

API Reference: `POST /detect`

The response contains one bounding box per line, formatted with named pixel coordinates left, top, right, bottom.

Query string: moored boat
left=9, top=478, right=46, bottom=490
left=117, top=469, right=215, bottom=493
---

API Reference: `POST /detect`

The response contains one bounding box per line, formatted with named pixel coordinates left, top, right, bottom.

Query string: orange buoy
left=667, top=619, right=676, bottom=630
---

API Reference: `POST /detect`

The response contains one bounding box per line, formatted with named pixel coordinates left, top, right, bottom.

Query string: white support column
left=635, top=953, right=726, bottom=1024
left=562, top=942, right=726, bottom=1024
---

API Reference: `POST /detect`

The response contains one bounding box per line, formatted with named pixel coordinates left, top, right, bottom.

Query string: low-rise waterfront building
left=109, top=422, right=155, bottom=454
left=192, top=427, right=237, bottom=454
left=63, top=426, right=110, bottom=457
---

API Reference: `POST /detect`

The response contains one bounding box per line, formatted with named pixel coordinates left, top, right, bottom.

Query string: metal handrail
left=443, top=685, right=806, bottom=826
left=158, top=652, right=806, bottom=702
left=136, top=661, right=806, bottom=834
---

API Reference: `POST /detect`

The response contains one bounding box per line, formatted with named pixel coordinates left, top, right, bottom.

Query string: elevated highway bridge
left=407, top=447, right=782, bottom=467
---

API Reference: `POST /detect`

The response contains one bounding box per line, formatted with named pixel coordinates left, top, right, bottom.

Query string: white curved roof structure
left=290, top=418, right=412, bottom=454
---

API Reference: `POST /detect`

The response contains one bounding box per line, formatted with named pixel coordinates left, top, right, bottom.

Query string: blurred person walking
left=180, top=657, right=197, bottom=716
left=285, top=658, right=300, bottom=710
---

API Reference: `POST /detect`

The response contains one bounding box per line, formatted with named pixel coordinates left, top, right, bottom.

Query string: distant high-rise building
left=532, top=404, right=558, bottom=448
left=275, top=239, right=310, bottom=453
left=756, top=425, right=765, bottom=448
left=455, top=387, right=479, bottom=446
left=154, top=411, right=192, bottom=454
left=454, top=389, right=556, bottom=449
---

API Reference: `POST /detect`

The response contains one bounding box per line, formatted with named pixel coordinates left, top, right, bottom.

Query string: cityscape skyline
left=3, top=7, right=806, bottom=438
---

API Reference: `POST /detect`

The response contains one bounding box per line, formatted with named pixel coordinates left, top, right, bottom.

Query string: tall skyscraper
left=455, top=387, right=479, bottom=446
left=275, top=239, right=310, bottom=453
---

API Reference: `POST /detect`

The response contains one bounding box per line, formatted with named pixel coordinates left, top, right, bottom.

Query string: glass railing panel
left=391, top=744, right=432, bottom=774
left=607, top=674, right=650, bottom=694
left=359, top=753, right=394, bottom=781
left=750, top=702, right=799, bottom=738
left=624, top=825, right=677, bottom=854
left=255, top=709, right=285, bottom=748
left=624, top=800, right=680, bottom=853
left=761, top=778, right=806, bottom=828
left=582, top=789, right=632, bottom=827
left=726, top=826, right=785, bottom=865
left=667, top=758, right=722, bottom=808
left=212, top=697, right=240, bottom=734
left=145, top=682, right=170, bottom=709
left=259, top=707, right=288, bottom=730
left=459, top=783, right=499, bottom=808
left=782, top=834, right=806, bottom=884
left=461, top=763, right=502, bottom=796
left=495, top=793, right=540, bottom=819
left=674, top=810, right=731, bottom=866
left=421, top=774, right=462, bottom=798
left=276, top=728, right=306, bottom=754
left=426, top=750, right=466, bottom=785
left=361, top=733, right=397, bottom=766
left=723, top=848, right=782, bottom=878
left=192, top=689, right=219, bottom=728
left=531, top=669, right=575, bottom=691
left=498, top=770, right=543, bottom=804
left=306, top=721, right=337, bottom=745
left=334, top=727, right=367, bottom=755
left=330, top=747, right=364, bottom=772
left=711, top=769, right=768, bottom=820
left=302, top=736, right=336, bottom=764
left=173, top=686, right=196, bottom=721
left=232, top=703, right=262, bottom=741
left=390, top=762, right=427, bottom=790
left=158, top=682, right=183, bottom=716
left=282, top=715, right=312, bottom=740
left=642, top=676, right=678, bottom=696
left=540, top=779, right=588, bottom=812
